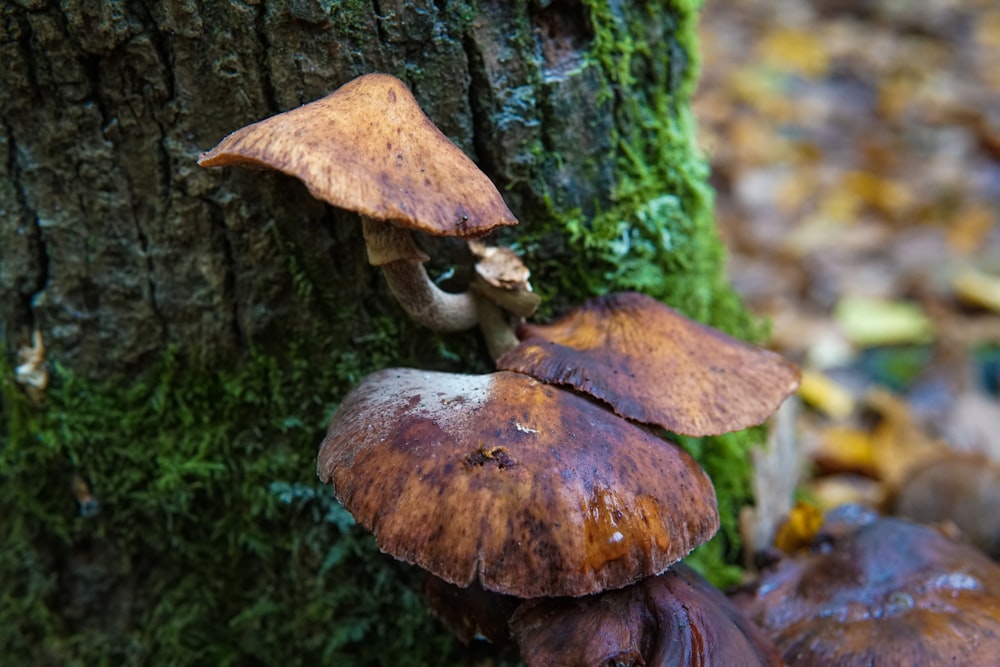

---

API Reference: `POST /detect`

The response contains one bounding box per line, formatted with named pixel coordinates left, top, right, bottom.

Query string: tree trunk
left=1, top=1, right=761, bottom=664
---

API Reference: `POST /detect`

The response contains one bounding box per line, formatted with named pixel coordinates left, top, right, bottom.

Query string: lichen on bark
left=2, top=0, right=761, bottom=663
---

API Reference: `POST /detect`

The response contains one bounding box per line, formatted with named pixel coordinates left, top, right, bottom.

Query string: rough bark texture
left=1, top=1, right=762, bottom=664
left=0, top=0, right=640, bottom=377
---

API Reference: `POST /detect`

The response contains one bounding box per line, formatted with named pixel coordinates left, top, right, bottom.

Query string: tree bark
left=1, top=1, right=761, bottom=664
left=0, top=0, right=649, bottom=377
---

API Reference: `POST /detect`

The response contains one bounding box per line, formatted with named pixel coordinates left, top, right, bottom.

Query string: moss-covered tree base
left=2, top=336, right=758, bottom=665
left=2, top=0, right=767, bottom=664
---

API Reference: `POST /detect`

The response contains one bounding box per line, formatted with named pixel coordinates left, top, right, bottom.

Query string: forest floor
left=695, top=0, right=1000, bottom=558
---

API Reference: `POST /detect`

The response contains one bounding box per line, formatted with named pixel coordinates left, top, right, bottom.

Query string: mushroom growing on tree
left=316, top=368, right=720, bottom=599
left=497, top=291, right=801, bottom=436
left=198, top=73, right=518, bottom=333
left=732, top=505, right=1000, bottom=666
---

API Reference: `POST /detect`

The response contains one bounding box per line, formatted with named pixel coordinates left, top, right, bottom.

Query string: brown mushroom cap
left=496, top=291, right=801, bottom=436
left=510, top=563, right=783, bottom=667
left=732, top=508, right=1000, bottom=666
left=317, top=368, right=719, bottom=598
left=199, top=73, right=517, bottom=237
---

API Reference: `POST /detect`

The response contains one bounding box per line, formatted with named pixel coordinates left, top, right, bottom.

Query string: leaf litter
left=695, top=0, right=1000, bottom=561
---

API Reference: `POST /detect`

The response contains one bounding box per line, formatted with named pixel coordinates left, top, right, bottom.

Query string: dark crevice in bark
left=371, top=0, right=391, bottom=47
left=139, top=6, right=176, bottom=104
left=81, top=45, right=170, bottom=347
left=136, top=8, right=180, bottom=350
left=134, top=5, right=179, bottom=207
left=254, top=1, right=280, bottom=112
left=204, top=196, right=246, bottom=352
left=11, top=10, right=40, bottom=101
left=459, top=31, right=493, bottom=179
left=3, top=119, right=49, bottom=334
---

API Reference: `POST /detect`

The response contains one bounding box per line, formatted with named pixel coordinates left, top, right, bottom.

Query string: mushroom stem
left=361, top=217, right=479, bottom=332
left=474, top=293, right=521, bottom=360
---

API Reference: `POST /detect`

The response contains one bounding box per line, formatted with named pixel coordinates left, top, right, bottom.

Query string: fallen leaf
left=798, top=369, right=856, bottom=419
left=953, top=267, right=1000, bottom=313
left=835, top=296, right=934, bottom=347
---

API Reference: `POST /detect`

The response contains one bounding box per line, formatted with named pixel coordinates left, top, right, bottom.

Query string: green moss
left=517, top=0, right=764, bottom=584
left=535, top=0, right=755, bottom=330
left=0, top=337, right=499, bottom=666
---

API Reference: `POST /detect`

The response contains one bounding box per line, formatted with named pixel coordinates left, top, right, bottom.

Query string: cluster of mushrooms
left=199, top=74, right=1000, bottom=665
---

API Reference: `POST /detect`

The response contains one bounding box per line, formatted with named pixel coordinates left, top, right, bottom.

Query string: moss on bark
left=2, top=0, right=762, bottom=663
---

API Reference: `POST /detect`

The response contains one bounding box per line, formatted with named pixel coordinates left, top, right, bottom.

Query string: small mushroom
left=497, top=291, right=801, bottom=436
left=199, top=73, right=517, bottom=332
left=317, top=368, right=719, bottom=598
left=468, top=239, right=542, bottom=359
left=510, top=563, right=783, bottom=667
left=732, top=506, right=1000, bottom=666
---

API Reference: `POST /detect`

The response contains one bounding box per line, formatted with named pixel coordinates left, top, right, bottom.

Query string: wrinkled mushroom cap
left=511, top=564, right=783, bottom=667
left=468, top=239, right=532, bottom=291
left=497, top=291, right=801, bottom=436
left=733, top=509, right=1000, bottom=667
left=317, top=368, right=719, bottom=598
left=199, top=73, right=517, bottom=237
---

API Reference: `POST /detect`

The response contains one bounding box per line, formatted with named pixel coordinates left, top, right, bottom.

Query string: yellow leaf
left=757, top=28, right=830, bottom=79
left=946, top=204, right=996, bottom=255
left=866, top=389, right=947, bottom=487
left=774, top=501, right=824, bottom=553
left=834, top=296, right=934, bottom=347
left=976, top=9, right=1000, bottom=54
left=841, top=171, right=915, bottom=219
left=807, top=475, right=886, bottom=512
left=813, top=425, right=877, bottom=475
left=953, top=267, right=1000, bottom=313
left=798, top=369, right=855, bottom=419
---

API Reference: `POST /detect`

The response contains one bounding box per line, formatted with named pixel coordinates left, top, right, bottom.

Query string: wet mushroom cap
left=199, top=73, right=517, bottom=237
left=732, top=510, right=1000, bottom=667
left=317, top=368, right=719, bottom=598
left=497, top=291, right=801, bottom=436
left=510, top=563, right=783, bottom=667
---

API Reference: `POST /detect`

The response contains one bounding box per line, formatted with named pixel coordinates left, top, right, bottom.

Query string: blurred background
left=694, top=0, right=1000, bottom=556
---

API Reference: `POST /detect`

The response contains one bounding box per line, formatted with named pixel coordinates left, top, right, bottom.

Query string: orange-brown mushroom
left=317, top=368, right=719, bottom=598
left=497, top=291, right=801, bottom=436
left=199, top=73, right=517, bottom=331
left=510, top=563, right=783, bottom=667
left=732, top=506, right=1000, bottom=666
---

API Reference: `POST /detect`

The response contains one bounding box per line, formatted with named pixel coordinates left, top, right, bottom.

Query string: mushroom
left=496, top=291, right=801, bottom=436
left=732, top=506, right=1000, bottom=666
left=891, top=452, right=1000, bottom=559
left=467, top=239, right=542, bottom=358
left=316, top=368, right=720, bottom=598
left=510, top=563, right=783, bottom=667
left=199, top=73, right=518, bottom=332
